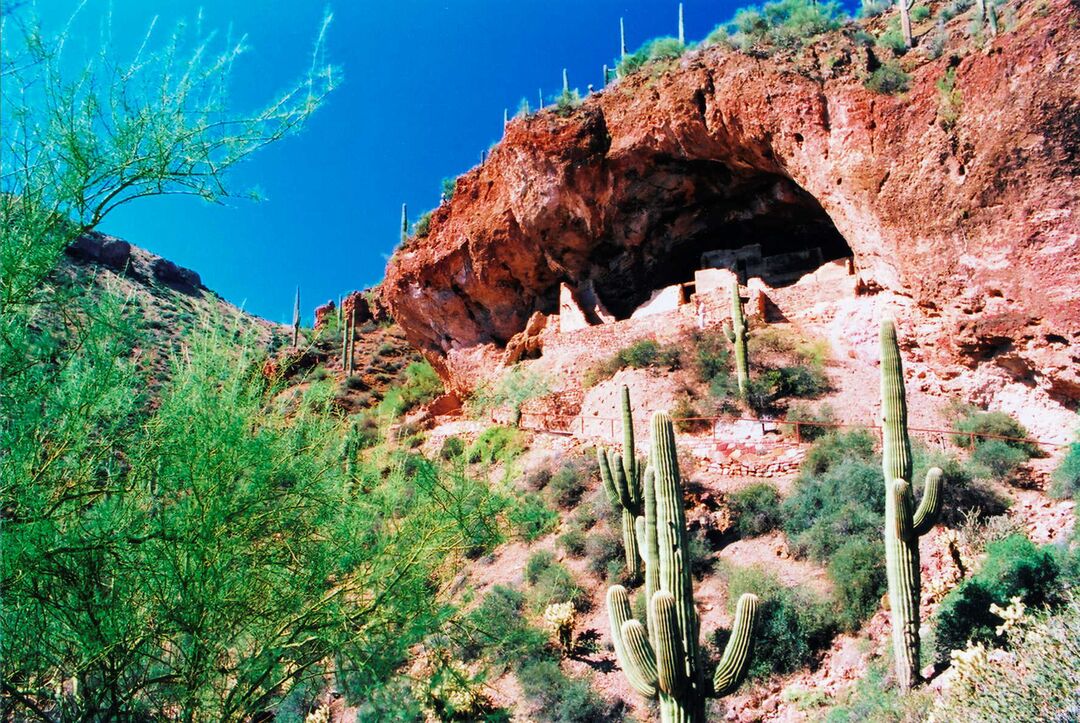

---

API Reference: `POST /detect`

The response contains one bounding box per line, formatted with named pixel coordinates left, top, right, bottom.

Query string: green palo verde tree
left=597, top=386, right=646, bottom=580
left=724, top=283, right=750, bottom=399
left=607, top=412, right=759, bottom=722
left=880, top=318, right=944, bottom=691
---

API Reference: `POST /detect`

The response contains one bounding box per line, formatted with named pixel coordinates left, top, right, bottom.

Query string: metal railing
left=509, top=411, right=1067, bottom=450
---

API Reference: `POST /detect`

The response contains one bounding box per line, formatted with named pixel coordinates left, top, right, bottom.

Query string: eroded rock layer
left=383, top=0, right=1079, bottom=401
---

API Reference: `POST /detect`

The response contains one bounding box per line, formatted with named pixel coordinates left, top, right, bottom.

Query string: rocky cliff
left=383, top=0, right=1079, bottom=403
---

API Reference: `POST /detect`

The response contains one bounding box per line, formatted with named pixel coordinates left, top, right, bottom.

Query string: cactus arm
left=880, top=319, right=913, bottom=484
left=911, top=467, right=944, bottom=537
left=597, top=448, right=619, bottom=504
left=712, top=593, right=759, bottom=697
left=651, top=592, right=685, bottom=696
left=608, top=586, right=658, bottom=698
left=622, top=508, right=642, bottom=580
left=621, top=385, right=636, bottom=479
left=643, top=464, right=659, bottom=606
left=611, top=452, right=633, bottom=509
left=622, top=620, right=660, bottom=697
left=891, top=479, right=915, bottom=539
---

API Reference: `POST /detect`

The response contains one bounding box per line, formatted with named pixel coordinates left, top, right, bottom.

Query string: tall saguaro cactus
left=292, top=286, right=301, bottom=349
left=880, top=319, right=944, bottom=691
left=724, top=284, right=749, bottom=399
left=608, top=412, right=759, bottom=722
left=597, top=386, right=645, bottom=580
left=400, top=203, right=408, bottom=244
left=678, top=3, right=685, bottom=45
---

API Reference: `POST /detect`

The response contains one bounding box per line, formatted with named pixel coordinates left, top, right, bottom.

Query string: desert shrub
left=933, top=534, right=1062, bottom=663
left=688, top=527, right=716, bottom=579
left=728, top=482, right=783, bottom=537
left=524, top=465, right=554, bottom=492
left=672, top=395, right=711, bottom=434
left=865, top=62, right=910, bottom=93
left=548, top=465, right=587, bottom=508
left=951, top=409, right=1038, bottom=456
left=914, top=453, right=1008, bottom=526
left=782, top=402, right=836, bottom=441
left=745, top=363, right=829, bottom=414
left=583, top=338, right=680, bottom=386
left=970, top=439, right=1028, bottom=482
left=470, top=365, right=552, bottom=422
left=554, top=88, right=582, bottom=117
left=877, top=23, right=909, bottom=55
left=525, top=550, right=557, bottom=585
left=762, top=0, right=846, bottom=47
left=517, top=660, right=621, bottom=723
left=719, top=565, right=839, bottom=678
left=911, top=4, right=931, bottom=20
left=924, top=20, right=948, bottom=59
left=509, top=494, right=558, bottom=542
left=829, top=538, right=888, bottom=630
left=440, top=436, right=465, bottom=460
left=557, top=528, right=587, bottom=557
left=617, top=36, right=686, bottom=76
left=528, top=562, right=589, bottom=613
left=858, top=0, right=891, bottom=17
left=585, top=527, right=624, bottom=580
left=784, top=457, right=883, bottom=561
left=466, top=426, right=524, bottom=464
left=931, top=598, right=1080, bottom=723
left=413, top=210, right=433, bottom=238
left=802, top=429, right=877, bottom=475
left=690, top=329, right=732, bottom=383
left=457, top=585, right=550, bottom=667
left=1050, top=439, right=1080, bottom=499
left=345, top=374, right=366, bottom=391
left=822, top=661, right=932, bottom=722
left=440, top=177, right=457, bottom=202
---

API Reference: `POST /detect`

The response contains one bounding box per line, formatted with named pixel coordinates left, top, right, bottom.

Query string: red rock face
left=382, top=0, right=1079, bottom=401
left=314, top=300, right=336, bottom=329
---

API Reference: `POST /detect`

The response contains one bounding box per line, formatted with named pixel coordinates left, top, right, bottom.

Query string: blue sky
left=30, top=1, right=788, bottom=324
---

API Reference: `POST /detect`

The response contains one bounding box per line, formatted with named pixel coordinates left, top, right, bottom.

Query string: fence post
left=970, top=432, right=975, bottom=448
left=795, top=421, right=802, bottom=444
left=581, top=417, right=585, bottom=437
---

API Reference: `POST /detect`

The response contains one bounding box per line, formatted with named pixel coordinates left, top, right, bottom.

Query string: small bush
left=525, top=550, right=557, bottom=586
left=829, top=538, right=887, bottom=630
left=467, top=426, right=524, bottom=464
left=688, top=527, right=716, bottom=579
left=517, top=660, right=622, bottom=723
left=440, top=436, right=465, bottom=460
left=582, top=338, right=680, bottom=386
left=1050, top=440, right=1080, bottom=499
left=510, top=494, right=558, bottom=542
left=554, top=88, right=582, bottom=117
left=783, top=402, right=836, bottom=441
left=728, top=483, right=783, bottom=538
left=951, top=409, right=1038, bottom=456
left=970, top=439, right=1028, bottom=482
left=719, top=565, right=839, bottom=678
left=911, top=4, right=931, bottom=20
left=557, top=528, right=587, bottom=557
left=672, top=396, right=710, bottom=434
left=585, top=528, right=624, bottom=580
left=440, top=177, right=457, bottom=202
left=548, top=465, right=587, bottom=509
left=933, top=534, right=1062, bottom=662
left=412, top=210, right=433, bottom=238
left=691, top=329, right=732, bottom=383
left=876, top=22, right=909, bottom=55
left=865, top=62, right=910, bottom=94
left=457, top=585, right=551, bottom=667
left=859, top=0, right=890, bottom=17
left=801, top=429, right=877, bottom=476
left=524, top=465, right=553, bottom=492
left=617, top=36, right=686, bottom=76
left=529, top=563, right=589, bottom=613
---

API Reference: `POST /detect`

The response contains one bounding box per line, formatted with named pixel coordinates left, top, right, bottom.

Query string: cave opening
left=586, top=159, right=854, bottom=320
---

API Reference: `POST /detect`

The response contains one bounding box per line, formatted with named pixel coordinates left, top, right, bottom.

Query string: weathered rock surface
left=66, top=231, right=132, bottom=271
left=383, top=0, right=1079, bottom=402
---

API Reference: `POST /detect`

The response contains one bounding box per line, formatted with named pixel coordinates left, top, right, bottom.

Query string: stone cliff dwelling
left=550, top=172, right=855, bottom=336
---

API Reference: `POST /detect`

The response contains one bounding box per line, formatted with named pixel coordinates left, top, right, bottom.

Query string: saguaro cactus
left=724, top=284, right=749, bottom=399
left=678, top=3, right=685, bottom=45
left=400, top=203, right=408, bottom=244
left=608, top=412, right=759, bottom=722
left=880, top=319, right=944, bottom=691
left=292, top=286, right=301, bottom=348
left=597, top=386, right=645, bottom=580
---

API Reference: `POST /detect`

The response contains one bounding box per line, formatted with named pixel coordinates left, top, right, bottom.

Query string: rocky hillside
left=383, top=0, right=1079, bottom=409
